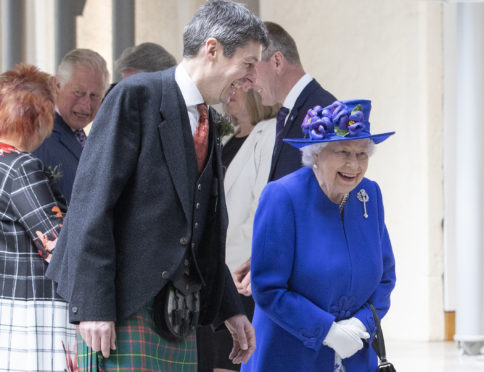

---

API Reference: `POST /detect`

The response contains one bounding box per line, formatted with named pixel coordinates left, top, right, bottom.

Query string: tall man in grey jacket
left=46, top=1, right=268, bottom=370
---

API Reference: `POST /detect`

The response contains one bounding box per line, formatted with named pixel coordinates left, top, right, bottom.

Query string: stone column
left=1, top=0, right=24, bottom=70
left=454, top=2, right=484, bottom=356
left=112, top=0, right=134, bottom=82
left=54, top=0, right=86, bottom=68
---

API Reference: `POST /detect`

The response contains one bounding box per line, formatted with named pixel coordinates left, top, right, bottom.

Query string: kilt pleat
left=76, top=300, right=197, bottom=371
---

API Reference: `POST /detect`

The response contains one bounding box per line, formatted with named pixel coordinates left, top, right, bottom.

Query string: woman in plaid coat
left=0, top=65, right=75, bottom=371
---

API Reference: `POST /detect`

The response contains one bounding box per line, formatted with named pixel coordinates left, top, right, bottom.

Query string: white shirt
left=175, top=64, right=205, bottom=135
left=281, top=73, right=313, bottom=126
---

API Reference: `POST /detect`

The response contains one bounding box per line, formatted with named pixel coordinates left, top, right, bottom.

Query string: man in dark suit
left=34, top=49, right=109, bottom=202
left=253, top=22, right=337, bottom=182
left=46, top=1, right=268, bottom=370
left=233, top=22, right=337, bottom=295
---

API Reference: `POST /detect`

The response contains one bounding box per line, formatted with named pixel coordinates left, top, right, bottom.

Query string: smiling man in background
left=34, top=48, right=109, bottom=202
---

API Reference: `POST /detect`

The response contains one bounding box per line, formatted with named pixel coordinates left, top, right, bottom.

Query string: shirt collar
left=282, top=73, right=312, bottom=111
left=175, top=63, right=204, bottom=107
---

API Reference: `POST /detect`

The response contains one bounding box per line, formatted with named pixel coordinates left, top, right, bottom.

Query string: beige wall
left=73, top=0, right=445, bottom=341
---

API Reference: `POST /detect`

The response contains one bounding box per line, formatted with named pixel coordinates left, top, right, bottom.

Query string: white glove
left=337, top=317, right=368, bottom=333
left=323, top=321, right=370, bottom=359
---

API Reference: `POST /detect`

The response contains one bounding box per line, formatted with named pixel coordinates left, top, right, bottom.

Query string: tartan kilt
left=76, top=300, right=197, bottom=371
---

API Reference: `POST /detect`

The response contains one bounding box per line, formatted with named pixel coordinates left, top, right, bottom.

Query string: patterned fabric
left=0, top=299, right=75, bottom=372
left=0, top=144, right=75, bottom=371
left=76, top=300, right=197, bottom=371
left=73, top=129, right=87, bottom=147
left=334, top=354, right=346, bottom=372
left=194, top=103, right=209, bottom=173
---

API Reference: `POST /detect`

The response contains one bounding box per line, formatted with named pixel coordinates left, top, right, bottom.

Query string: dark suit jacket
left=268, top=79, right=336, bottom=181
left=46, top=67, right=242, bottom=326
left=33, top=113, right=82, bottom=203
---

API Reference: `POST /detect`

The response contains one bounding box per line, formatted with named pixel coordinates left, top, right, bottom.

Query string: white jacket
left=223, top=118, right=276, bottom=272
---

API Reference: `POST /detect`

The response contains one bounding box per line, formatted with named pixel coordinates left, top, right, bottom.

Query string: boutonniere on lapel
left=357, top=189, right=369, bottom=219
left=47, top=164, right=63, bottom=183
left=213, top=111, right=234, bottom=138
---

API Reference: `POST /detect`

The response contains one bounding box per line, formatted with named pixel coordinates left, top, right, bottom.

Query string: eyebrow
left=245, top=56, right=258, bottom=62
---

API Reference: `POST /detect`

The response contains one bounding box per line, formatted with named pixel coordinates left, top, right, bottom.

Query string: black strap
left=370, top=304, right=388, bottom=363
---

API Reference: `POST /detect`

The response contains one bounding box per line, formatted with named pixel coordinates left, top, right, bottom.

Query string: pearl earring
left=313, top=163, right=318, bottom=169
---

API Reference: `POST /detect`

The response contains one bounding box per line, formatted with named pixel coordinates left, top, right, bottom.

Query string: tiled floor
left=387, top=340, right=484, bottom=371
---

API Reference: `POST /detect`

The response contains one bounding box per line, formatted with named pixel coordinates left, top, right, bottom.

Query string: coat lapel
left=55, top=113, right=83, bottom=160
left=158, top=71, right=194, bottom=224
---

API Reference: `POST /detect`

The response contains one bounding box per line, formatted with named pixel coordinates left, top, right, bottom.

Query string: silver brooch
left=357, top=189, right=369, bottom=219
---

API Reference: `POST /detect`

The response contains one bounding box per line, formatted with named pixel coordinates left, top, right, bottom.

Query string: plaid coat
left=0, top=143, right=75, bottom=371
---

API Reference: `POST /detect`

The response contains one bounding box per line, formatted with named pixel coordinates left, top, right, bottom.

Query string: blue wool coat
left=242, top=167, right=396, bottom=372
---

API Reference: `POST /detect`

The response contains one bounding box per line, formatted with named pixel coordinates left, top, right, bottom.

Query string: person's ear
left=52, top=76, right=62, bottom=102
left=204, top=37, right=219, bottom=62
left=271, top=51, right=285, bottom=71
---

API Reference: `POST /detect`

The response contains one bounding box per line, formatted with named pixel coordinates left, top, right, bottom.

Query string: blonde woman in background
left=198, top=88, right=279, bottom=372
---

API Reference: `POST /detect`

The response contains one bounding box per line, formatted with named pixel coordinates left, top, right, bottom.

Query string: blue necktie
left=274, top=106, right=290, bottom=150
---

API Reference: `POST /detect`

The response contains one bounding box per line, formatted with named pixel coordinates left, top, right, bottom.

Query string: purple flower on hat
left=300, top=100, right=370, bottom=140
left=347, top=104, right=365, bottom=136
left=331, top=101, right=349, bottom=130
left=302, top=106, right=335, bottom=139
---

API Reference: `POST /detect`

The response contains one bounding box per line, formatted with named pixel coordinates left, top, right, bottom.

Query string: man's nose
left=240, top=69, right=257, bottom=92
left=77, top=94, right=91, bottom=110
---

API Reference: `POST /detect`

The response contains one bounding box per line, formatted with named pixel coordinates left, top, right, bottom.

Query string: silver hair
left=183, top=0, right=268, bottom=58
left=115, top=42, right=177, bottom=75
left=57, top=48, right=110, bottom=93
left=300, top=140, right=376, bottom=166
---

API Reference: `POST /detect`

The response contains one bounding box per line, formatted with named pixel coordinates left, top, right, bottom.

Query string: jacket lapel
left=55, top=113, right=83, bottom=160
left=158, top=70, right=194, bottom=224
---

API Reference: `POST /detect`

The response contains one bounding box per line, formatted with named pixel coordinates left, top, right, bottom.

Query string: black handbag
left=370, top=304, right=397, bottom=372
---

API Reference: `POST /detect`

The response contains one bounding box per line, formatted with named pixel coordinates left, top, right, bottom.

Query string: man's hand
left=224, top=314, right=256, bottom=364
left=79, top=321, right=116, bottom=358
left=233, top=258, right=251, bottom=296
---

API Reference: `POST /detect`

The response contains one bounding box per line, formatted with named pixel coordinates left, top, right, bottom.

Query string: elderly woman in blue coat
left=241, top=99, right=396, bottom=372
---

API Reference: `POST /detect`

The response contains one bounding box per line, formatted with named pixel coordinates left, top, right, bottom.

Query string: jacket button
left=196, top=202, right=200, bottom=209
left=191, top=242, right=196, bottom=249
left=197, top=184, right=202, bottom=191
left=72, top=306, right=78, bottom=314
left=162, top=271, right=170, bottom=279
left=180, top=237, right=188, bottom=245
left=194, top=222, right=199, bottom=229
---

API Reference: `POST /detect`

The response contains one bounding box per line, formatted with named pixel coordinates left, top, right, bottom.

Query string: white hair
left=57, top=48, right=110, bottom=93
left=300, top=139, right=376, bottom=166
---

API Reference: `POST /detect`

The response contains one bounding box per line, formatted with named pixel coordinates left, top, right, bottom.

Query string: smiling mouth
left=338, top=172, right=357, bottom=181
left=73, top=112, right=90, bottom=120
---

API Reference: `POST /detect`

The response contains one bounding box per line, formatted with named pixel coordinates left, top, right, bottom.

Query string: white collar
left=175, top=64, right=204, bottom=107
left=282, top=73, right=312, bottom=111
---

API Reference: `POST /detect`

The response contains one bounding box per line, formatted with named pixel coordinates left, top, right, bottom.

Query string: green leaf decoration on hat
left=335, top=126, right=349, bottom=137
left=351, top=104, right=363, bottom=114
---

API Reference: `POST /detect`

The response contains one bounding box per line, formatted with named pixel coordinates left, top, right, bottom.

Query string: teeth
left=340, top=173, right=355, bottom=178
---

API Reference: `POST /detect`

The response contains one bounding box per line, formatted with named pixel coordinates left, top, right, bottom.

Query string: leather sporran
left=153, top=282, right=200, bottom=342
left=370, top=304, right=397, bottom=372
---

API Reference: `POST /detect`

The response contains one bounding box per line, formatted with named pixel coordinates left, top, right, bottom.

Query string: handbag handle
left=370, top=304, right=388, bottom=363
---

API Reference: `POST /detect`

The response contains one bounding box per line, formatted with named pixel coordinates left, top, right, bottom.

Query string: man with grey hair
left=253, top=22, right=336, bottom=181
left=115, top=42, right=177, bottom=78
left=47, top=1, right=267, bottom=370
left=34, top=48, right=109, bottom=202
left=233, top=21, right=336, bottom=302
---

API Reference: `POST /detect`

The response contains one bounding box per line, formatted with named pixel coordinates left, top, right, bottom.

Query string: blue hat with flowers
left=283, top=99, right=395, bottom=148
